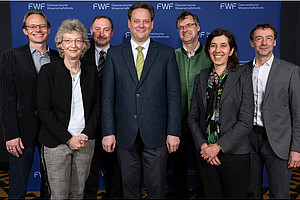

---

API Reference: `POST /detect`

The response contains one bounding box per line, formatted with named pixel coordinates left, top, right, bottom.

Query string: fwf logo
left=28, top=3, right=46, bottom=10
left=220, top=3, right=237, bottom=9
left=156, top=3, right=174, bottom=10
left=93, top=3, right=110, bottom=10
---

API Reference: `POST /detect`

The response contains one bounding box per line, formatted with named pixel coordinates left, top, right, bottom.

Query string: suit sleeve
left=289, top=65, right=300, bottom=152
left=37, top=66, right=72, bottom=144
left=188, top=74, right=208, bottom=151
left=216, top=71, right=254, bottom=153
left=0, top=50, right=20, bottom=141
left=101, top=49, right=116, bottom=137
left=166, top=50, right=182, bottom=137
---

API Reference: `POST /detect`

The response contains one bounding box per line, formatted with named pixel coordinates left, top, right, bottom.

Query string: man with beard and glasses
left=81, top=15, right=123, bottom=199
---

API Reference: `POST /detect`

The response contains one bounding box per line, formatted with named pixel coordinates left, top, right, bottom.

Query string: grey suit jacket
left=102, top=40, right=182, bottom=149
left=188, top=65, right=254, bottom=154
left=245, top=56, right=300, bottom=159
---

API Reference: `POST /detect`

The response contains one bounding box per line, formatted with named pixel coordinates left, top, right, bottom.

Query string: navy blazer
left=102, top=40, right=182, bottom=149
left=37, top=59, right=101, bottom=148
left=0, top=44, right=60, bottom=147
left=188, top=65, right=254, bottom=154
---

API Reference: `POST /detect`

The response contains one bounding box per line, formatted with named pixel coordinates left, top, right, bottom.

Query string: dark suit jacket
left=102, top=40, right=182, bottom=149
left=81, top=44, right=97, bottom=67
left=37, top=59, right=101, bottom=148
left=0, top=44, right=59, bottom=147
left=245, top=56, right=300, bottom=159
left=188, top=65, right=254, bottom=154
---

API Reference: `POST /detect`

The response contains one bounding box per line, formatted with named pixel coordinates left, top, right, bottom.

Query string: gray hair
left=55, top=19, right=90, bottom=58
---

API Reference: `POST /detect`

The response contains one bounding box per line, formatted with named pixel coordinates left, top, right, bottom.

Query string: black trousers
left=171, top=126, right=204, bottom=198
left=83, top=134, right=123, bottom=199
left=248, top=129, right=291, bottom=199
left=196, top=151, right=250, bottom=199
left=117, top=133, right=168, bottom=199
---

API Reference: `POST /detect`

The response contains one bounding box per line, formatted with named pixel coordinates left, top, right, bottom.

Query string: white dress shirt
left=130, top=38, right=150, bottom=66
left=252, top=54, right=274, bottom=127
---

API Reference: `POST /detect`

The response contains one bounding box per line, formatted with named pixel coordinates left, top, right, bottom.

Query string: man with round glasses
left=173, top=10, right=211, bottom=198
left=0, top=10, right=59, bottom=199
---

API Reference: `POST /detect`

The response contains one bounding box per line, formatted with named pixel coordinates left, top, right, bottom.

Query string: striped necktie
left=97, top=50, right=105, bottom=77
left=136, top=46, right=144, bottom=81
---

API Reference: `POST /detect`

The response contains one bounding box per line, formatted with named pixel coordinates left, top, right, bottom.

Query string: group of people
left=0, top=1, right=300, bottom=199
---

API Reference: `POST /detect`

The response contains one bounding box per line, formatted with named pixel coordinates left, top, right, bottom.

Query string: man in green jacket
left=172, top=10, right=211, bottom=198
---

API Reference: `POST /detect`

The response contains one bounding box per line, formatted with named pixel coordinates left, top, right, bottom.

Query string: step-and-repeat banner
left=10, top=1, right=281, bottom=191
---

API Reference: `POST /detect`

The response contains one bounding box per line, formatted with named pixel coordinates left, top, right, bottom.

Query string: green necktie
left=136, top=46, right=144, bottom=81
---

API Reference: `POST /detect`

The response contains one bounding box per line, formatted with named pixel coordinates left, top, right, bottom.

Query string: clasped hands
left=200, top=143, right=222, bottom=166
left=66, top=133, right=88, bottom=151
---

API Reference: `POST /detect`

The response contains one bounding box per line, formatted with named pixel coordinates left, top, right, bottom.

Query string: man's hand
left=288, top=150, right=300, bottom=168
left=166, top=135, right=180, bottom=153
left=67, top=134, right=88, bottom=150
left=102, top=135, right=116, bottom=153
left=6, top=137, right=24, bottom=157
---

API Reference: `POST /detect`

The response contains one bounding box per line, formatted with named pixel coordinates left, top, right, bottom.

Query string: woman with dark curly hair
left=188, top=28, right=254, bottom=198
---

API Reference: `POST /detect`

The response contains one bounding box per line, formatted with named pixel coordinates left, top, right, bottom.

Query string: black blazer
left=0, top=44, right=59, bottom=147
left=188, top=65, right=254, bottom=154
left=37, top=59, right=101, bottom=148
left=81, top=44, right=97, bottom=67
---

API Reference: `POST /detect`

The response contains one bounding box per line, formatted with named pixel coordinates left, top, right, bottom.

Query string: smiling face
left=61, top=31, right=85, bottom=61
left=128, top=8, right=153, bottom=45
left=209, top=35, right=234, bottom=69
left=250, top=28, right=276, bottom=59
left=22, top=14, right=50, bottom=45
left=91, top=18, right=114, bottom=49
left=177, top=15, right=200, bottom=46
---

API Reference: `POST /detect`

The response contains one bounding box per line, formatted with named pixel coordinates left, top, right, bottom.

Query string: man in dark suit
left=246, top=23, right=300, bottom=199
left=0, top=10, right=59, bottom=199
left=81, top=15, right=123, bottom=199
left=102, top=2, right=182, bottom=199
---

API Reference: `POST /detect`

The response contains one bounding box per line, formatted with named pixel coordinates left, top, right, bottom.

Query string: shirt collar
left=29, top=43, right=49, bottom=56
left=130, top=38, right=150, bottom=51
left=183, top=41, right=200, bottom=55
left=95, top=43, right=110, bottom=54
left=253, top=54, right=274, bottom=68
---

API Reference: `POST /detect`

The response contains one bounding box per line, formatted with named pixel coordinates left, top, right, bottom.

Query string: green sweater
left=175, top=44, right=211, bottom=122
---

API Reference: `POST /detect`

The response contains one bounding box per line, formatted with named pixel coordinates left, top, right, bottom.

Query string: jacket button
left=189, top=84, right=192, bottom=87
left=134, top=115, right=137, bottom=119
left=136, top=93, right=140, bottom=97
left=189, top=98, right=191, bottom=101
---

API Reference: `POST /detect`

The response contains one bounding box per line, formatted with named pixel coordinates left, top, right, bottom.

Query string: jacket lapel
left=220, top=68, right=243, bottom=103
left=22, top=44, right=38, bottom=77
left=200, top=68, right=210, bottom=108
left=139, top=40, right=158, bottom=86
left=264, top=56, right=281, bottom=104
left=122, top=41, right=138, bottom=86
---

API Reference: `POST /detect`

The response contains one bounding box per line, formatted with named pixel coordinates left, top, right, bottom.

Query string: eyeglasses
left=253, top=36, right=274, bottom=43
left=62, top=39, right=83, bottom=44
left=25, top=24, right=48, bottom=30
left=177, top=23, right=196, bottom=31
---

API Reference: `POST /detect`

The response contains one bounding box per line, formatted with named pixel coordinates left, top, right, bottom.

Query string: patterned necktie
left=136, top=46, right=144, bottom=81
left=97, top=50, right=106, bottom=77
